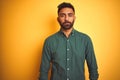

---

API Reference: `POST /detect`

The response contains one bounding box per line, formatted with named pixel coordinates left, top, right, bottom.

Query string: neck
left=61, top=28, right=73, bottom=38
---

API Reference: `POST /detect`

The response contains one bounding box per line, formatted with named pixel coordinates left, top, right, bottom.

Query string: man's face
left=57, top=8, right=76, bottom=30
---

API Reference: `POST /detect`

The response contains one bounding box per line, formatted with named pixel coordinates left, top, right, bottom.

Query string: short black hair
left=57, top=2, right=75, bottom=14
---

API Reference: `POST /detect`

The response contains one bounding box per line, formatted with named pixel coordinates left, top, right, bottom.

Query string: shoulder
left=74, top=29, right=91, bottom=40
left=43, top=31, right=60, bottom=49
left=44, top=31, right=59, bottom=43
left=74, top=29, right=94, bottom=46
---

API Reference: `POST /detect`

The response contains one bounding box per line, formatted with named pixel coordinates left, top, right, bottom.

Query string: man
left=39, top=2, right=99, bottom=80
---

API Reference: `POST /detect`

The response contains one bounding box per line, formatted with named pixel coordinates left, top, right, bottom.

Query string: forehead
left=59, top=7, right=74, bottom=14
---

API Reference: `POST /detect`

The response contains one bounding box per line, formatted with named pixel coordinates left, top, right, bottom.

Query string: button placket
left=66, top=39, right=71, bottom=80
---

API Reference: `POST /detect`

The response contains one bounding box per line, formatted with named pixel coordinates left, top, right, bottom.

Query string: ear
left=57, top=17, right=59, bottom=22
left=74, top=16, right=76, bottom=20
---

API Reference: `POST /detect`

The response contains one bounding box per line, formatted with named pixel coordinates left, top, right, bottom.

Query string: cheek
left=58, top=18, right=65, bottom=23
left=70, top=17, right=74, bottom=21
left=70, top=18, right=75, bottom=23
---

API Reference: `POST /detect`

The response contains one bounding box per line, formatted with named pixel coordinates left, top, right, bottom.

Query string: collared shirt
left=39, top=29, right=99, bottom=80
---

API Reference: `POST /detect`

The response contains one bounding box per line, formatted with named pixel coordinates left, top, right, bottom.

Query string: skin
left=57, top=7, right=76, bottom=38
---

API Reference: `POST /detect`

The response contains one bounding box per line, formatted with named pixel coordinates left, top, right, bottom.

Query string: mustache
left=63, top=21, right=71, bottom=24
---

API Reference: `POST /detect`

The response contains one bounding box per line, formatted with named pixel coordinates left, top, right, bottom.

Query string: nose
left=65, top=15, right=69, bottom=21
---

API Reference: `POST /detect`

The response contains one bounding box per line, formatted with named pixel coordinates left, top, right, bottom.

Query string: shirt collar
left=59, top=28, right=75, bottom=37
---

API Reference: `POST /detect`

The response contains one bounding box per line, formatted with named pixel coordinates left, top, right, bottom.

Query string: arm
left=85, top=37, right=99, bottom=80
left=39, top=39, right=51, bottom=80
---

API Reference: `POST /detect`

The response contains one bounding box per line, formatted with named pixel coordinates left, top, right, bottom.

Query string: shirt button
left=72, top=34, right=74, bottom=36
left=67, top=58, right=69, bottom=61
left=67, top=78, right=69, bottom=80
left=67, top=68, right=70, bottom=70
left=67, top=39, right=69, bottom=41
left=67, top=49, right=69, bottom=51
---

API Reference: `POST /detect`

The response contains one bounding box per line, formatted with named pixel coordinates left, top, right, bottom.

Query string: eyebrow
left=59, top=12, right=74, bottom=15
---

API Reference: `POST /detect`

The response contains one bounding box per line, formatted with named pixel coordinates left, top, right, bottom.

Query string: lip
left=64, top=22, right=70, bottom=25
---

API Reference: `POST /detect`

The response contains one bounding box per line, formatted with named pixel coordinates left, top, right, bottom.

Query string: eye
left=59, top=13, right=65, bottom=17
left=68, top=13, right=74, bottom=17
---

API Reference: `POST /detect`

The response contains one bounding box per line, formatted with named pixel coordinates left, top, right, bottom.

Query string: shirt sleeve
left=39, top=39, right=51, bottom=80
left=85, top=36, right=99, bottom=80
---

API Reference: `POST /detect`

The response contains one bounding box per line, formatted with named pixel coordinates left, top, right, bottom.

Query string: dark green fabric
left=40, top=29, right=99, bottom=80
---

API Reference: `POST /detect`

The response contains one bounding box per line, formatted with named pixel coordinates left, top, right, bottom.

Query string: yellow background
left=1, top=0, right=120, bottom=80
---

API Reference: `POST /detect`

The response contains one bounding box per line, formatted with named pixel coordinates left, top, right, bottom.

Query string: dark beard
left=59, top=20, right=74, bottom=30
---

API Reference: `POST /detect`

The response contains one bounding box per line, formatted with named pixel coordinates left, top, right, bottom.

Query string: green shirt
left=40, top=29, right=99, bottom=80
